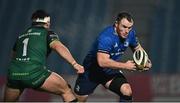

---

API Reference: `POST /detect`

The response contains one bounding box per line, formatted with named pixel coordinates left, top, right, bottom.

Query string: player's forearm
left=98, top=58, right=127, bottom=70
left=58, top=46, right=76, bottom=64
left=51, top=41, right=77, bottom=66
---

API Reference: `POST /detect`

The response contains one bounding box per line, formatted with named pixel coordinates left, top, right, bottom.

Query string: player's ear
left=115, top=20, right=117, bottom=23
left=115, top=21, right=118, bottom=27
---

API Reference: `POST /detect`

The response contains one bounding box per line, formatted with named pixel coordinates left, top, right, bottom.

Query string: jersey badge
left=124, top=41, right=129, bottom=47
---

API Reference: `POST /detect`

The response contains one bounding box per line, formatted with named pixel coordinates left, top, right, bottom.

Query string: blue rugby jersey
left=83, top=25, right=139, bottom=75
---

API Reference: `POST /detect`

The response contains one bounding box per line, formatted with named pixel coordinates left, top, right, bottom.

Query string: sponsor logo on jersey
left=16, top=57, right=30, bottom=61
left=19, top=32, right=41, bottom=39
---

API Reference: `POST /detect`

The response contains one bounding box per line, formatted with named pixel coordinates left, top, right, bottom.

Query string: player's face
left=44, top=17, right=50, bottom=29
left=44, top=21, right=50, bottom=29
left=115, top=18, right=133, bottom=39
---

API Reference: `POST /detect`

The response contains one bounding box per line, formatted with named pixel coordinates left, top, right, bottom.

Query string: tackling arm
left=50, top=40, right=84, bottom=73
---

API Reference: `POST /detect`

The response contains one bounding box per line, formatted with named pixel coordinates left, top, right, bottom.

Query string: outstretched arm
left=50, top=40, right=84, bottom=73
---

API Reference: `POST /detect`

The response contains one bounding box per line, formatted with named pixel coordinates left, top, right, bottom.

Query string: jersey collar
left=113, top=26, right=118, bottom=36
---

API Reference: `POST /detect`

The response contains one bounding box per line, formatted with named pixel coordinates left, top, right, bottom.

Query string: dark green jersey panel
left=8, top=26, right=59, bottom=79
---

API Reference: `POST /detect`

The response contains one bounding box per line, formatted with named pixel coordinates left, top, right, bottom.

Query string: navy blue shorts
left=74, top=69, right=127, bottom=95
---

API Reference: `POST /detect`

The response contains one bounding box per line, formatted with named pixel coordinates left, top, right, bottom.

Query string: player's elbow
left=97, top=59, right=109, bottom=68
left=98, top=62, right=106, bottom=68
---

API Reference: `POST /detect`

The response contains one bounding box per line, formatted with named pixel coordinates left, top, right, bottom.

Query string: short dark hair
left=116, top=12, right=133, bottom=22
left=31, top=9, right=50, bottom=21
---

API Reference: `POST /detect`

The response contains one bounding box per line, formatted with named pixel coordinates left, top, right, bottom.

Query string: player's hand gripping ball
left=133, top=49, right=148, bottom=71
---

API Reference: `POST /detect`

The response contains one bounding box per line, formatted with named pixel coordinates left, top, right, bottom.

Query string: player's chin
left=121, top=35, right=128, bottom=39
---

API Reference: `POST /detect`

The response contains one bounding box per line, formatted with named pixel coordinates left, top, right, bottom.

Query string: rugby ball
left=133, top=49, right=148, bottom=70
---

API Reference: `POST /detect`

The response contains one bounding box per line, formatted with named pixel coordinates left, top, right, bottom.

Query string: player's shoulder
left=26, top=26, right=48, bottom=35
left=99, top=26, right=113, bottom=36
left=47, top=29, right=60, bottom=36
left=98, top=32, right=114, bottom=43
left=101, top=25, right=114, bottom=33
left=129, top=28, right=136, bottom=35
left=47, top=29, right=59, bottom=40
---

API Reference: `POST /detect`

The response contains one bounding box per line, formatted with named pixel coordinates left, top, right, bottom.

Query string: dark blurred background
left=0, top=0, right=180, bottom=102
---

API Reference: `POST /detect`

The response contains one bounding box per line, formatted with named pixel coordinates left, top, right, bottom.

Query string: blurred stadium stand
left=0, top=0, right=179, bottom=101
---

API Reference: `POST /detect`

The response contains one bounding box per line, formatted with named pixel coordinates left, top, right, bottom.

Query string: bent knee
left=60, top=85, right=72, bottom=95
left=120, top=83, right=132, bottom=96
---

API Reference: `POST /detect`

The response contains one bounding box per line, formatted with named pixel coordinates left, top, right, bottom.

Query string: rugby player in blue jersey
left=74, top=12, right=152, bottom=102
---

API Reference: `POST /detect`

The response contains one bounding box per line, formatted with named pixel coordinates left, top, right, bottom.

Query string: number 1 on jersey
left=22, top=38, right=29, bottom=56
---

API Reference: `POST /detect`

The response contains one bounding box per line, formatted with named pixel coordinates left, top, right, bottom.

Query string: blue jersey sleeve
left=129, top=29, right=139, bottom=48
left=97, top=35, right=113, bottom=54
